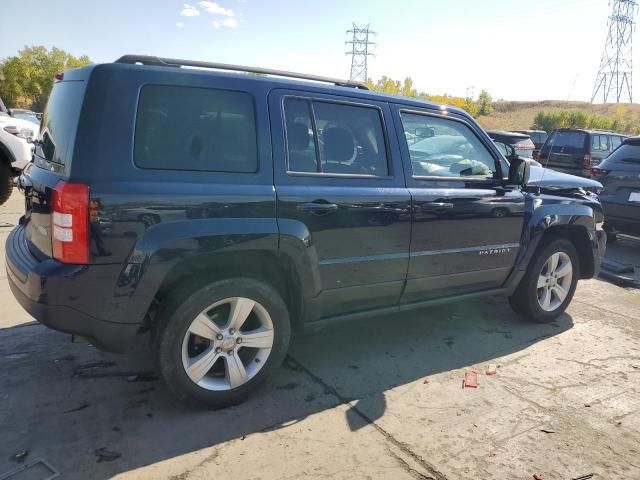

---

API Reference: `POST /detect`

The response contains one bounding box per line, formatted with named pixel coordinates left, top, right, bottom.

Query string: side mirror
left=508, top=157, right=530, bottom=186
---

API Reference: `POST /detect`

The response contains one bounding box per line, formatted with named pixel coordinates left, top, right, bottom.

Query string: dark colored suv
left=6, top=56, right=606, bottom=408
left=592, top=136, right=640, bottom=238
left=538, top=128, right=626, bottom=178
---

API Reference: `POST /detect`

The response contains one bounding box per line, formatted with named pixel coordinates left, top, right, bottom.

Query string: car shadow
left=0, top=295, right=572, bottom=479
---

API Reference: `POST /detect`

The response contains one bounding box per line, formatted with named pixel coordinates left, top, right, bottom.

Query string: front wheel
left=153, top=278, right=291, bottom=408
left=509, top=237, right=579, bottom=323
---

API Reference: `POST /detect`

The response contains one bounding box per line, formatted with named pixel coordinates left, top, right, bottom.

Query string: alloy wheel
left=181, top=297, right=274, bottom=391
left=536, top=252, right=573, bottom=312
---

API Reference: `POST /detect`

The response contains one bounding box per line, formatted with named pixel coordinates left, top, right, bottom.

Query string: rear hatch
left=538, top=130, right=589, bottom=175
left=20, top=70, right=89, bottom=260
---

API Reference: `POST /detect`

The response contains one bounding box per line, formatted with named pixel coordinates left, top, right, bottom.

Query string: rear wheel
left=153, top=278, right=291, bottom=408
left=509, top=237, right=579, bottom=323
left=0, top=162, right=13, bottom=206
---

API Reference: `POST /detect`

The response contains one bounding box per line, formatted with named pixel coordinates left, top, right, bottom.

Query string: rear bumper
left=5, top=225, right=140, bottom=352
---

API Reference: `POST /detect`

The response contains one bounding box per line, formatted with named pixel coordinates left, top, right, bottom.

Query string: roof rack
left=115, top=55, right=369, bottom=90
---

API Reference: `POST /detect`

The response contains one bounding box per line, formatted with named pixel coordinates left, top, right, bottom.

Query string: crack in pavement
left=286, top=355, right=448, bottom=480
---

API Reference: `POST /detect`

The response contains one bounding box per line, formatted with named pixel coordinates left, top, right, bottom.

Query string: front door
left=270, top=90, right=412, bottom=320
left=391, top=106, right=526, bottom=303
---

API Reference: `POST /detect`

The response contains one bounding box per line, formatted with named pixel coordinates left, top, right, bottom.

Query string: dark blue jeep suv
left=6, top=55, right=606, bottom=408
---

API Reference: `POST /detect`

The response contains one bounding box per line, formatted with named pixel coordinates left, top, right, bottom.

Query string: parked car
left=486, top=130, right=535, bottom=158
left=591, top=136, right=640, bottom=239
left=493, top=140, right=542, bottom=167
left=511, top=129, right=548, bottom=158
left=6, top=55, right=606, bottom=408
left=538, top=128, right=626, bottom=178
left=0, top=97, right=37, bottom=205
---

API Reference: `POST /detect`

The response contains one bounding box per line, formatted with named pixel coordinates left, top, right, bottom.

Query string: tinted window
left=36, top=80, right=86, bottom=169
left=284, top=98, right=388, bottom=176
left=601, top=143, right=640, bottom=168
left=543, top=131, right=586, bottom=154
left=401, top=113, right=498, bottom=179
left=135, top=85, right=257, bottom=173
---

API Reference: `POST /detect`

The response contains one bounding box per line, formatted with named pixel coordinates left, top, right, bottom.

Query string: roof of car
left=554, top=128, right=623, bottom=135
left=512, top=129, right=546, bottom=134
left=486, top=130, right=530, bottom=139
left=73, top=56, right=472, bottom=119
left=623, top=136, right=640, bottom=145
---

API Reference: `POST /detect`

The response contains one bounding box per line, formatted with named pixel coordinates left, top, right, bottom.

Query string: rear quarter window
left=134, top=85, right=258, bottom=173
left=35, top=80, right=87, bottom=171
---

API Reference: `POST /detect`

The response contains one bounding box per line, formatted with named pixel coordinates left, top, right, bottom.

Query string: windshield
left=12, top=112, right=40, bottom=126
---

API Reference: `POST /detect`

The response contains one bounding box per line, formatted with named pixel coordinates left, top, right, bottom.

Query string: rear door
left=270, top=90, right=411, bottom=319
left=392, top=105, right=525, bottom=303
left=21, top=72, right=88, bottom=258
left=590, top=134, right=610, bottom=164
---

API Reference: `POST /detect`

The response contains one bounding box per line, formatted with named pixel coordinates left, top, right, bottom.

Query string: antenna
left=345, top=23, right=375, bottom=82
left=591, top=0, right=638, bottom=103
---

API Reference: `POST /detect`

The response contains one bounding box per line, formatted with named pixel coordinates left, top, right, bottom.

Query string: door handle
left=424, top=202, right=454, bottom=209
left=296, top=201, right=339, bottom=215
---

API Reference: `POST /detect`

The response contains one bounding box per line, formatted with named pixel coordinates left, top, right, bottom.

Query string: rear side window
left=543, top=131, right=587, bottom=153
left=284, top=98, right=388, bottom=176
left=135, top=85, right=257, bottom=173
left=611, top=135, right=622, bottom=150
left=591, top=135, right=610, bottom=152
left=35, top=80, right=86, bottom=170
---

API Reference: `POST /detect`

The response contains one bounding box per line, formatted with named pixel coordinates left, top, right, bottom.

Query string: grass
left=476, top=100, right=640, bottom=133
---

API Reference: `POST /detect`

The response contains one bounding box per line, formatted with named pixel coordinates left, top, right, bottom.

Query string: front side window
left=284, top=98, right=389, bottom=176
left=135, top=85, right=258, bottom=173
left=400, top=112, right=498, bottom=179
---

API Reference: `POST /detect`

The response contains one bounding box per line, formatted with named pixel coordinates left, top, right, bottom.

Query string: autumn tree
left=0, top=46, right=91, bottom=111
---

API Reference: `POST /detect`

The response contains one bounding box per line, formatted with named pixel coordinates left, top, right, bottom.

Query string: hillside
left=476, top=100, right=640, bottom=133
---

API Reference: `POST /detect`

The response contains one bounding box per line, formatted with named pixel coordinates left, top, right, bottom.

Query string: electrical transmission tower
left=591, top=0, right=638, bottom=103
left=345, top=23, right=375, bottom=82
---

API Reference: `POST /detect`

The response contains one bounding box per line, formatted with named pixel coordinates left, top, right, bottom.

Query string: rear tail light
left=590, top=167, right=610, bottom=177
left=583, top=154, right=592, bottom=167
left=54, top=72, right=64, bottom=82
left=52, top=181, right=89, bottom=264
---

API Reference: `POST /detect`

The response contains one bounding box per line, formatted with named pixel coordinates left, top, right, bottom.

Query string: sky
left=0, top=0, right=624, bottom=102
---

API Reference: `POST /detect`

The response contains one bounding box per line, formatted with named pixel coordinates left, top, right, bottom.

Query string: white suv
left=0, top=99, right=37, bottom=205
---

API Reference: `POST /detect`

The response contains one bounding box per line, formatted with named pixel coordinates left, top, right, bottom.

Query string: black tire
left=509, top=237, right=579, bottom=323
left=153, top=278, right=291, bottom=408
left=491, top=207, right=509, bottom=218
left=0, top=162, right=13, bottom=206
left=604, top=225, right=618, bottom=244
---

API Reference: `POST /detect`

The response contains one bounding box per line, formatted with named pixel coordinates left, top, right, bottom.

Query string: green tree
left=476, top=89, right=493, bottom=116
left=0, top=46, right=91, bottom=111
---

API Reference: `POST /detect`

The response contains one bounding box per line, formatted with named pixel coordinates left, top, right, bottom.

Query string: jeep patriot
left=5, top=55, right=606, bottom=407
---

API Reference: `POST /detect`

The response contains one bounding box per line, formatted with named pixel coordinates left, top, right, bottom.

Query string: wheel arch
left=146, top=249, right=304, bottom=333
left=506, top=202, right=599, bottom=292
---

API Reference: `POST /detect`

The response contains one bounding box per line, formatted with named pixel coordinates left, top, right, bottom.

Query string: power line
left=345, top=23, right=375, bottom=82
left=591, top=0, right=638, bottom=103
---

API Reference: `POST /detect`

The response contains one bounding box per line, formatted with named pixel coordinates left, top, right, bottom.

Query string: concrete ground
left=1, top=190, right=640, bottom=480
